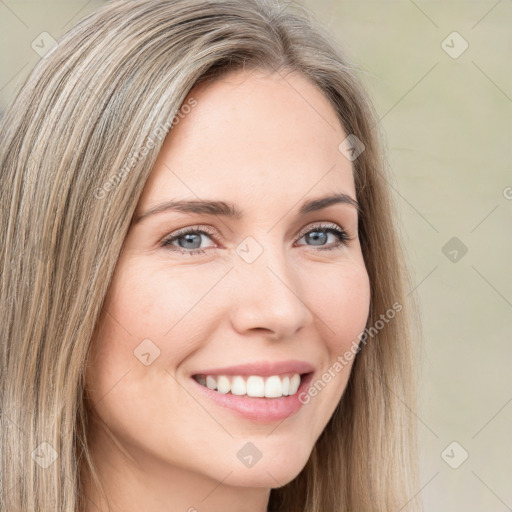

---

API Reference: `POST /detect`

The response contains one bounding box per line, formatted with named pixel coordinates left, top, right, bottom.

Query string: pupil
left=181, top=233, right=200, bottom=249
left=308, top=231, right=326, bottom=246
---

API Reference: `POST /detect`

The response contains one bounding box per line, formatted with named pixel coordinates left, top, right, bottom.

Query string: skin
left=83, top=68, right=371, bottom=512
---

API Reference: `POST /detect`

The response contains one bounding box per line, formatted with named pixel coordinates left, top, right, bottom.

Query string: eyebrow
left=132, top=192, right=359, bottom=224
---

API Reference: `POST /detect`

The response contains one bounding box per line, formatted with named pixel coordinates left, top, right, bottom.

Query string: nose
left=229, top=243, right=314, bottom=340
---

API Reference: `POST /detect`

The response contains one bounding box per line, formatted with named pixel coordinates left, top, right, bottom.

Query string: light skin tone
left=82, top=68, right=371, bottom=512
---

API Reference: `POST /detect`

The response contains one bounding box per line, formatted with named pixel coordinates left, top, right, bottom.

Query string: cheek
left=294, top=259, right=370, bottom=438
left=92, top=254, right=371, bottom=389
left=306, top=259, right=371, bottom=352
left=105, top=260, right=229, bottom=337
left=85, top=261, right=225, bottom=396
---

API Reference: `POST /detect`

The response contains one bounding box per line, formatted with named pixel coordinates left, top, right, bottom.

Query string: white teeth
left=217, top=375, right=231, bottom=394
left=206, top=375, right=216, bottom=390
left=265, top=375, right=282, bottom=398
left=231, top=376, right=246, bottom=396
left=247, top=376, right=265, bottom=397
left=281, top=375, right=290, bottom=396
left=194, top=373, right=303, bottom=398
left=289, top=374, right=301, bottom=395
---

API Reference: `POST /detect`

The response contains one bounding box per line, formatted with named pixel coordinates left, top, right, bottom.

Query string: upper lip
left=191, top=360, right=315, bottom=377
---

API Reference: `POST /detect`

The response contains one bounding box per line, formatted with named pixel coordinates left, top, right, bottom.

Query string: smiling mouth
left=192, top=372, right=311, bottom=399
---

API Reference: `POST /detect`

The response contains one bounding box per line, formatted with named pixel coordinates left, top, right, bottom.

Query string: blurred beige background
left=1, top=1, right=511, bottom=510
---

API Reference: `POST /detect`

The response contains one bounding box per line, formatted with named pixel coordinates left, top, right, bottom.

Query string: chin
left=213, top=450, right=310, bottom=488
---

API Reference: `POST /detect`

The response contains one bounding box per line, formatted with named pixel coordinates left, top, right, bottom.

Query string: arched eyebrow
left=132, top=192, right=359, bottom=224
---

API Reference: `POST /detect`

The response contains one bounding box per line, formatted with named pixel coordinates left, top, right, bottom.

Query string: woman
left=0, top=0, right=422, bottom=510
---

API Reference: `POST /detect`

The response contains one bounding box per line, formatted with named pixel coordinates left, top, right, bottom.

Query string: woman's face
left=85, top=69, right=370, bottom=504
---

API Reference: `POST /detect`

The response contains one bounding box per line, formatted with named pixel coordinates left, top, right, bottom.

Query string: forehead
left=137, top=69, right=355, bottom=213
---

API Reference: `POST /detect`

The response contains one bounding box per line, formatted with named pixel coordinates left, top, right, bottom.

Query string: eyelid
left=166, top=224, right=217, bottom=238
left=296, top=221, right=349, bottom=240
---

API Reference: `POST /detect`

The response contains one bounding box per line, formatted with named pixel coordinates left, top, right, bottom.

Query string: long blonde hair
left=0, top=1, right=422, bottom=510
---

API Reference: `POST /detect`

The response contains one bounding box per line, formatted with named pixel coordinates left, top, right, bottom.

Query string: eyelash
left=160, top=223, right=352, bottom=256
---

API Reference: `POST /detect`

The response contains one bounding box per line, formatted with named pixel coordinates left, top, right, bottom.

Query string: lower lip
left=190, top=373, right=314, bottom=423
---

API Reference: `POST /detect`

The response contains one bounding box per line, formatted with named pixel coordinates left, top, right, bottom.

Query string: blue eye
left=296, top=223, right=350, bottom=250
left=161, top=223, right=351, bottom=256
left=161, top=226, right=215, bottom=256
